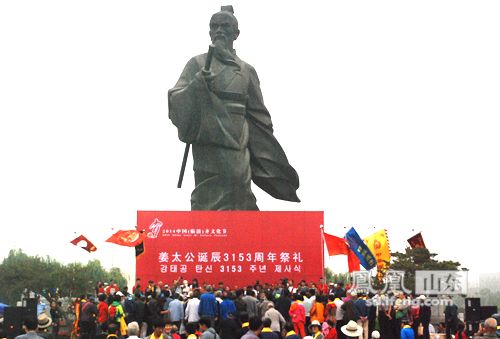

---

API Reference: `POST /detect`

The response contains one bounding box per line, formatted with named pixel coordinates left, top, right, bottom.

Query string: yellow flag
left=363, top=229, right=391, bottom=271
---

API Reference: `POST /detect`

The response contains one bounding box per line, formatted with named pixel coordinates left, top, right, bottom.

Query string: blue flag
left=345, top=227, right=376, bottom=270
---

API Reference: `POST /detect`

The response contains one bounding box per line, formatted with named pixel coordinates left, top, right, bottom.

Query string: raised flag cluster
left=325, top=227, right=427, bottom=273
left=324, top=227, right=391, bottom=273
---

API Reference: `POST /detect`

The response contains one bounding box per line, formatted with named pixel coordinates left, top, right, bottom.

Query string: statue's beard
left=213, top=39, right=240, bottom=70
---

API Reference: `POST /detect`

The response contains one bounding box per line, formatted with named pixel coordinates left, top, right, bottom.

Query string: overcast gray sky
left=1, top=1, right=499, bottom=282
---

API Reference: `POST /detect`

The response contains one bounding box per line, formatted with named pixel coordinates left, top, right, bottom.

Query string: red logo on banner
left=136, top=211, right=324, bottom=287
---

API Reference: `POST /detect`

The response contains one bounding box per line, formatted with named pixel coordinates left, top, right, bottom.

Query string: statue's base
left=136, top=211, right=324, bottom=287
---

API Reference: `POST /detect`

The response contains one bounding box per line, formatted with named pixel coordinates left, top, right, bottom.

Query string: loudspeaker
left=3, top=307, right=23, bottom=339
left=465, top=298, right=481, bottom=322
left=466, top=297, right=481, bottom=308
left=480, top=306, right=498, bottom=320
left=22, top=298, right=37, bottom=320
left=466, top=322, right=480, bottom=336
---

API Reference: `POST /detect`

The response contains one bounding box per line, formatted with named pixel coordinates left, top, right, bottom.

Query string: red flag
left=324, top=233, right=349, bottom=255
left=106, top=230, right=144, bottom=247
left=70, top=235, right=97, bottom=252
left=407, top=232, right=426, bottom=249
left=347, top=248, right=361, bottom=272
left=324, top=233, right=360, bottom=272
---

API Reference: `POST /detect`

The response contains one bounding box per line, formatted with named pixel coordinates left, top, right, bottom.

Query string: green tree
left=390, top=247, right=464, bottom=292
left=0, top=249, right=127, bottom=304
left=324, top=267, right=350, bottom=284
left=107, top=267, right=127, bottom=288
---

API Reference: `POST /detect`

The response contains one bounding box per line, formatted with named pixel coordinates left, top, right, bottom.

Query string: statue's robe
left=168, top=51, right=299, bottom=210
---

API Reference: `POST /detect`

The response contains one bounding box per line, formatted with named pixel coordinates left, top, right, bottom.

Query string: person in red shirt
left=289, top=293, right=306, bottom=338
left=324, top=295, right=337, bottom=322
left=454, top=323, right=468, bottom=339
left=96, top=282, right=105, bottom=295
left=317, top=278, right=329, bottom=296
left=324, top=320, right=338, bottom=339
left=105, top=280, right=120, bottom=295
left=97, top=293, right=109, bottom=332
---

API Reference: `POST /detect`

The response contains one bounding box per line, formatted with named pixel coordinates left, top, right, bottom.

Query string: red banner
left=407, top=232, right=426, bottom=249
left=70, top=234, right=97, bottom=252
left=106, top=230, right=144, bottom=247
left=136, top=211, right=324, bottom=288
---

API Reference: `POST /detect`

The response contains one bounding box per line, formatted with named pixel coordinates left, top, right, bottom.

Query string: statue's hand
left=200, top=70, right=216, bottom=92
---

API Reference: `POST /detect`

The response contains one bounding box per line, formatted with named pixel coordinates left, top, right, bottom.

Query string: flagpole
left=320, top=224, right=325, bottom=282
left=111, top=227, right=115, bottom=268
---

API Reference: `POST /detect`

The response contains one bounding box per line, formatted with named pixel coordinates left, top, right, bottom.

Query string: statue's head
left=209, top=6, right=240, bottom=49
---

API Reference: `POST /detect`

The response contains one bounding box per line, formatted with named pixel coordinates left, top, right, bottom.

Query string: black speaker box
left=22, top=298, right=37, bottom=320
left=480, top=306, right=498, bottom=320
left=466, top=297, right=480, bottom=308
left=3, top=306, right=23, bottom=339
left=465, top=297, right=481, bottom=322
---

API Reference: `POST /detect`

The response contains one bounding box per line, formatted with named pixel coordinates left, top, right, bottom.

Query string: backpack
left=109, top=305, right=119, bottom=322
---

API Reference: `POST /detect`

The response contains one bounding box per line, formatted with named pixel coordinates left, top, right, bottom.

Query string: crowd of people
left=9, top=277, right=500, bottom=339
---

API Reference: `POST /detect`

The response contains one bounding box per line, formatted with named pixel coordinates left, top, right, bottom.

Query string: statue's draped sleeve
left=168, top=56, right=242, bottom=150
left=168, top=57, right=204, bottom=143
left=246, top=66, right=301, bottom=202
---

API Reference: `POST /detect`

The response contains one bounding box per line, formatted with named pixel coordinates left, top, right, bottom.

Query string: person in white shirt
left=184, top=289, right=201, bottom=325
left=302, top=290, right=316, bottom=333
left=334, top=297, right=345, bottom=338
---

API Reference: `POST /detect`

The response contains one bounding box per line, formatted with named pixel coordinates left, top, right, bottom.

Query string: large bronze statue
left=168, top=6, right=299, bottom=210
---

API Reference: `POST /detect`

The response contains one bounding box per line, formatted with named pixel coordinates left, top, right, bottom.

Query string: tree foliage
left=325, top=267, right=350, bottom=284
left=390, top=247, right=463, bottom=292
left=0, top=249, right=127, bottom=305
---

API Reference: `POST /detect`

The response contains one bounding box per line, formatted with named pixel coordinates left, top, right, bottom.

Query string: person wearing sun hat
left=309, top=320, right=325, bottom=339
left=341, top=321, right=363, bottom=338
left=36, top=314, right=54, bottom=339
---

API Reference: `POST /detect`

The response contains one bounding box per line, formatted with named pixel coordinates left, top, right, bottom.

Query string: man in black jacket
left=444, top=300, right=458, bottom=339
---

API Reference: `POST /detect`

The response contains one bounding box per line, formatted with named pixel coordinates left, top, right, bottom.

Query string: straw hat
left=37, top=314, right=53, bottom=329
left=341, top=320, right=363, bottom=337
left=371, top=330, right=381, bottom=339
